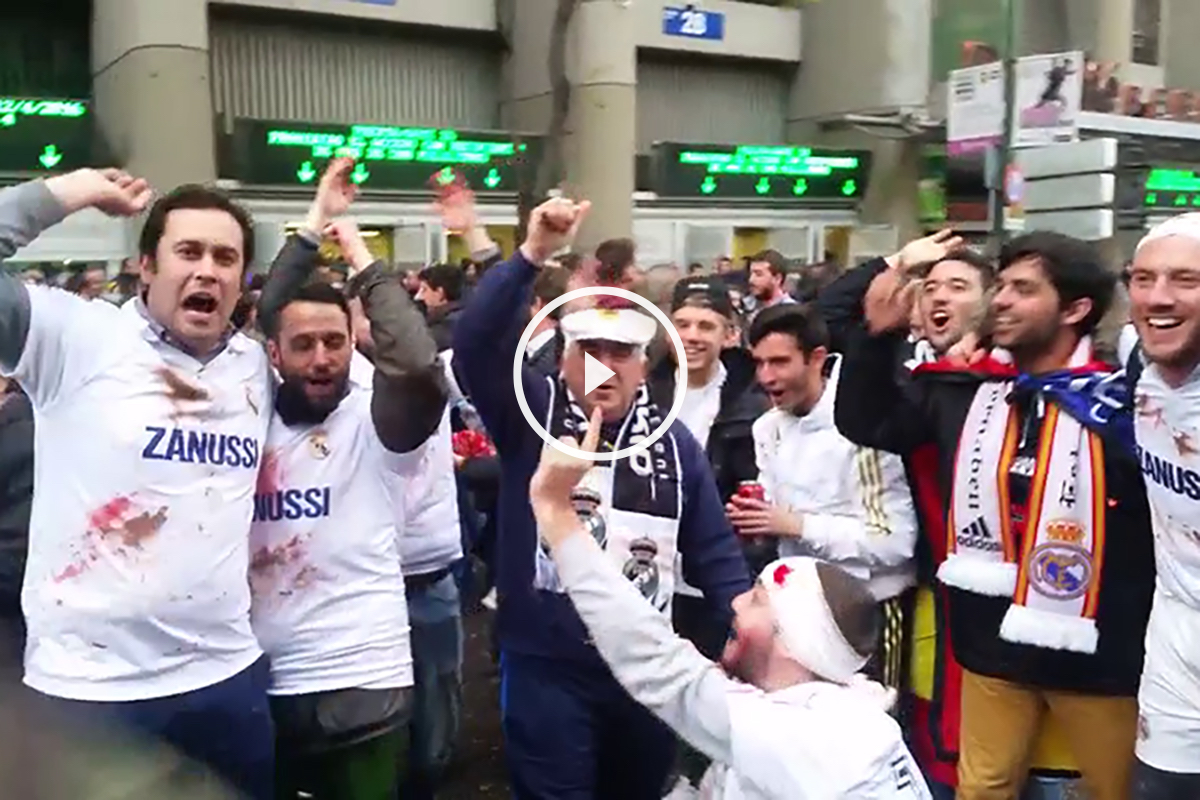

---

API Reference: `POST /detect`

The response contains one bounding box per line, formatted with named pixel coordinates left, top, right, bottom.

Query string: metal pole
left=989, top=0, right=1019, bottom=248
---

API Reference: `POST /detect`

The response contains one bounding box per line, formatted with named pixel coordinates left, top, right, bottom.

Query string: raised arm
left=452, top=197, right=590, bottom=451
left=338, top=220, right=447, bottom=454
left=530, top=422, right=737, bottom=765
left=0, top=170, right=151, bottom=401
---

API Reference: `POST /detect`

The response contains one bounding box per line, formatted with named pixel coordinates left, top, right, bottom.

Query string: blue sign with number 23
left=662, top=5, right=725, bottom=41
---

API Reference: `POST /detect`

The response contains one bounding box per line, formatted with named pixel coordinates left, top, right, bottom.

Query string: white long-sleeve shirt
left=554, top=533, right=930, bottom=799
left=752, top=360, right=918, bottom=600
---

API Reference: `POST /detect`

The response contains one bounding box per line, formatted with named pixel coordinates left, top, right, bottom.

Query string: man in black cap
left=649, top=278, right=770, bottom=653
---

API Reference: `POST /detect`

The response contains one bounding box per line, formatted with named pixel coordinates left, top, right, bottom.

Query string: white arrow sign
left=583, top=351, right=616, bottom=395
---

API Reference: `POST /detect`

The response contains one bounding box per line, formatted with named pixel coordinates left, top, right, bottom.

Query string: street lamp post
left=989, top=0, right=1021, bottom=248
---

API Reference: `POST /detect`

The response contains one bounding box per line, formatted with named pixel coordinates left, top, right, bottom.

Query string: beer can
left=736, top=480, right=765, bottom=502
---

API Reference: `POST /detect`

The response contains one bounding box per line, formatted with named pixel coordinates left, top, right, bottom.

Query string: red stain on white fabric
left=250, top=535, right=322, bottom=600
left=54, top=495, right=169, bottom=582
left=257, top=449, right=282, bottom=495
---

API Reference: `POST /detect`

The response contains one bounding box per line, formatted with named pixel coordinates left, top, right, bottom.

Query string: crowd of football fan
left=0, top=156, right=1196, bottom=800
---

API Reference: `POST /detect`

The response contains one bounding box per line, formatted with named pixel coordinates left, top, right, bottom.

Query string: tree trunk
left=516, top=0, right=580, bottom=244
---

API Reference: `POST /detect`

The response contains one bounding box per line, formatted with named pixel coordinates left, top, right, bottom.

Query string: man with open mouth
left=0, top=168, right=276, bottom=798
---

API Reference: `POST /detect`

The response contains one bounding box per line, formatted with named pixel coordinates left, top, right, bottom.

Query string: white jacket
left=752, top=359, right=917, bottom=601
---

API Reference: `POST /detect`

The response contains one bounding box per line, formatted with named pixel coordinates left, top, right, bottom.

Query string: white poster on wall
left=1012, top=51, right=1083, bottom=148
left=947, top=61, right=1005, bottom=156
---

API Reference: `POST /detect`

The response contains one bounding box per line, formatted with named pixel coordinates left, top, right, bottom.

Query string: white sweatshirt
left=554, top=534, right=931, bottom=799
left=752, top=360, right=918, bottom=601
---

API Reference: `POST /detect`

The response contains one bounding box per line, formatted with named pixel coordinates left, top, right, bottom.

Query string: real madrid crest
left=308, top=431, right=331, bottom=460
left=1029, top=519, right=1093, bottom=601
left=622, top=537, right=661, bottom=602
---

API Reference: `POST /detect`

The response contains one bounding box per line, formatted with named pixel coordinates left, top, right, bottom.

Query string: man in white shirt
left=728, top=304, right=918, bottom=688
left=530, top=419, right=931, bottom=799
left=0, top=169, right=275, bottom=798
left=250, top=158, right=448, bottom=799
left=1126, top=213, right=1200, bottom=800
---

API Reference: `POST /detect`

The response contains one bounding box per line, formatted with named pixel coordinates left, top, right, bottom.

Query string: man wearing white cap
left=528, top=415, right=931, bottom=799
left=1126, top=213, right=1200, bottom=799
left=453, top=200, right=751, bottom=799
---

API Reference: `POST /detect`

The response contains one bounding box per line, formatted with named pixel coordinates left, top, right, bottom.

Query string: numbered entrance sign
left=662, top=5, right=725, bottom=41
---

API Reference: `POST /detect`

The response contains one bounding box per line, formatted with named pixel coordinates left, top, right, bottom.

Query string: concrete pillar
left=567, top=1, right=636, bottom=250
left=1093, top=0, right=1134, bottom=64
left=91, top=0, right=216, bottom=191
left=502, top=0, right=637, bottom=251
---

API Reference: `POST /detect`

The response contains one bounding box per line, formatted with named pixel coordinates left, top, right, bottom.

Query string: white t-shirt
left=6, top=291, right=271, bottom=702
left=395, top=410, right=463, bottom=577
left=1134, top=363, right=1200, bottom=772
left=679, top=362, right=727, bottom=452
left=351, top=352, right=462, bottom=577
left=250, top=379, right=424, bottom=695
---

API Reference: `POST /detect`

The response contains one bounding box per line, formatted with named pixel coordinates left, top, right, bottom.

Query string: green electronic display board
left=1143, top=167, right=1200, bottom=210
left=0, top=97, right=91, bottom=173
left=224, top=119, right=540, bottom=191
left=654, top=142, right=872, bottom=201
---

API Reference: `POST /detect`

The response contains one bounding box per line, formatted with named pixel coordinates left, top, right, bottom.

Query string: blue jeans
left=34, top=656, right=274, bottom=799
left=402, top=572, right=463, bottom=800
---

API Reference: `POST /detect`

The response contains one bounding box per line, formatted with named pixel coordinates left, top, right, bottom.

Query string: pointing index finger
left=581, top=408, right=602, bottom=455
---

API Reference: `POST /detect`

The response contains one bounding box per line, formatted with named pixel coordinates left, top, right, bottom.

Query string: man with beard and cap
left=1125, top=213, right=1200, bottom=799
left=528, top=416, right=931, bottom=799
left=836, top=231, right=1155, bottom=800
left=251, top=158, right=448, bottom=799
left=0, top=169, right=277, bottom=798
left=453, top=198, right=750, bottom=800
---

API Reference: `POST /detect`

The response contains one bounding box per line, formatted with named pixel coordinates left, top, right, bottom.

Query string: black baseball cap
left=671, top=277, right=735, bottom=318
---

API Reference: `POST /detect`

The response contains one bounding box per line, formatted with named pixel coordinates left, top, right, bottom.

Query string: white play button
left=583, top=352, right=616, bottom=395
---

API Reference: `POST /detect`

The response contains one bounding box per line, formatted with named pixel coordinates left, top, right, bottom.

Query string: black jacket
left=525, top=328, right=564, bottom=377
left=648, top=348, right=767, bottom=503
left=834, top=327, right=1155, bottom=696
left=0, top=390, right=32, bottom=615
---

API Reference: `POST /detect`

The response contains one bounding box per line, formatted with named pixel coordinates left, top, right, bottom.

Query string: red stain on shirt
left=249, top=535, right=322, bottom=599
left=257, top=449, right=282, bottom=495
left=54, top=497, right=168, bottom=583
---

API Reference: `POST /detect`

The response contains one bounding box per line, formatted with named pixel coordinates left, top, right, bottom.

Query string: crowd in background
left=0, top=160, right=1196, bottom=800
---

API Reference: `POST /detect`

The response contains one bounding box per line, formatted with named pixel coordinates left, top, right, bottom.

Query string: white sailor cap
left=560, top=305, right=658, bottom=347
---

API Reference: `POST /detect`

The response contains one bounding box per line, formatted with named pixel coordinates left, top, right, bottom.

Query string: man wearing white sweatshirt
left=529, top=414, right=930, bottom=799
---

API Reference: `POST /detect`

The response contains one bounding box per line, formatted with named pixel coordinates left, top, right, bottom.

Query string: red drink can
left=737, top=481, right=765, bottom=502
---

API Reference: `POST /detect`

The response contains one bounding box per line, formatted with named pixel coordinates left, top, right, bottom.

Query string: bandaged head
left=760, top=557, right=875, bottom=685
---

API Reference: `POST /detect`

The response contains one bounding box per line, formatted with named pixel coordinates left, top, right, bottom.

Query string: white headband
left=760, top=557, right=867, bottom=684
left=1137, top=212, right=1200, bottom=254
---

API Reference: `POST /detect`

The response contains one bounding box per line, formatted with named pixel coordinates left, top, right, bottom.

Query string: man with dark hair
left=529, top=423, right=930, bottom=798
left=747, top=249, right=794, bottom=316
left=252, top=159, right=447, bottom=799
left=0, top=169, right=275, bottom=797
left=594, top=237, right=640, bottom=289
left=836, top=231, right=1154, bottom=800
left=730, top=304, right=918, bottom=690
left=417, top=263, right=467, bottom=351
left=64, top=264, right=107, bottom=301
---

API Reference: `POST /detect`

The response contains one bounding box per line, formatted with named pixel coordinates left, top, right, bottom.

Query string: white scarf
left=938, top=341, right=1105, bottom=654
